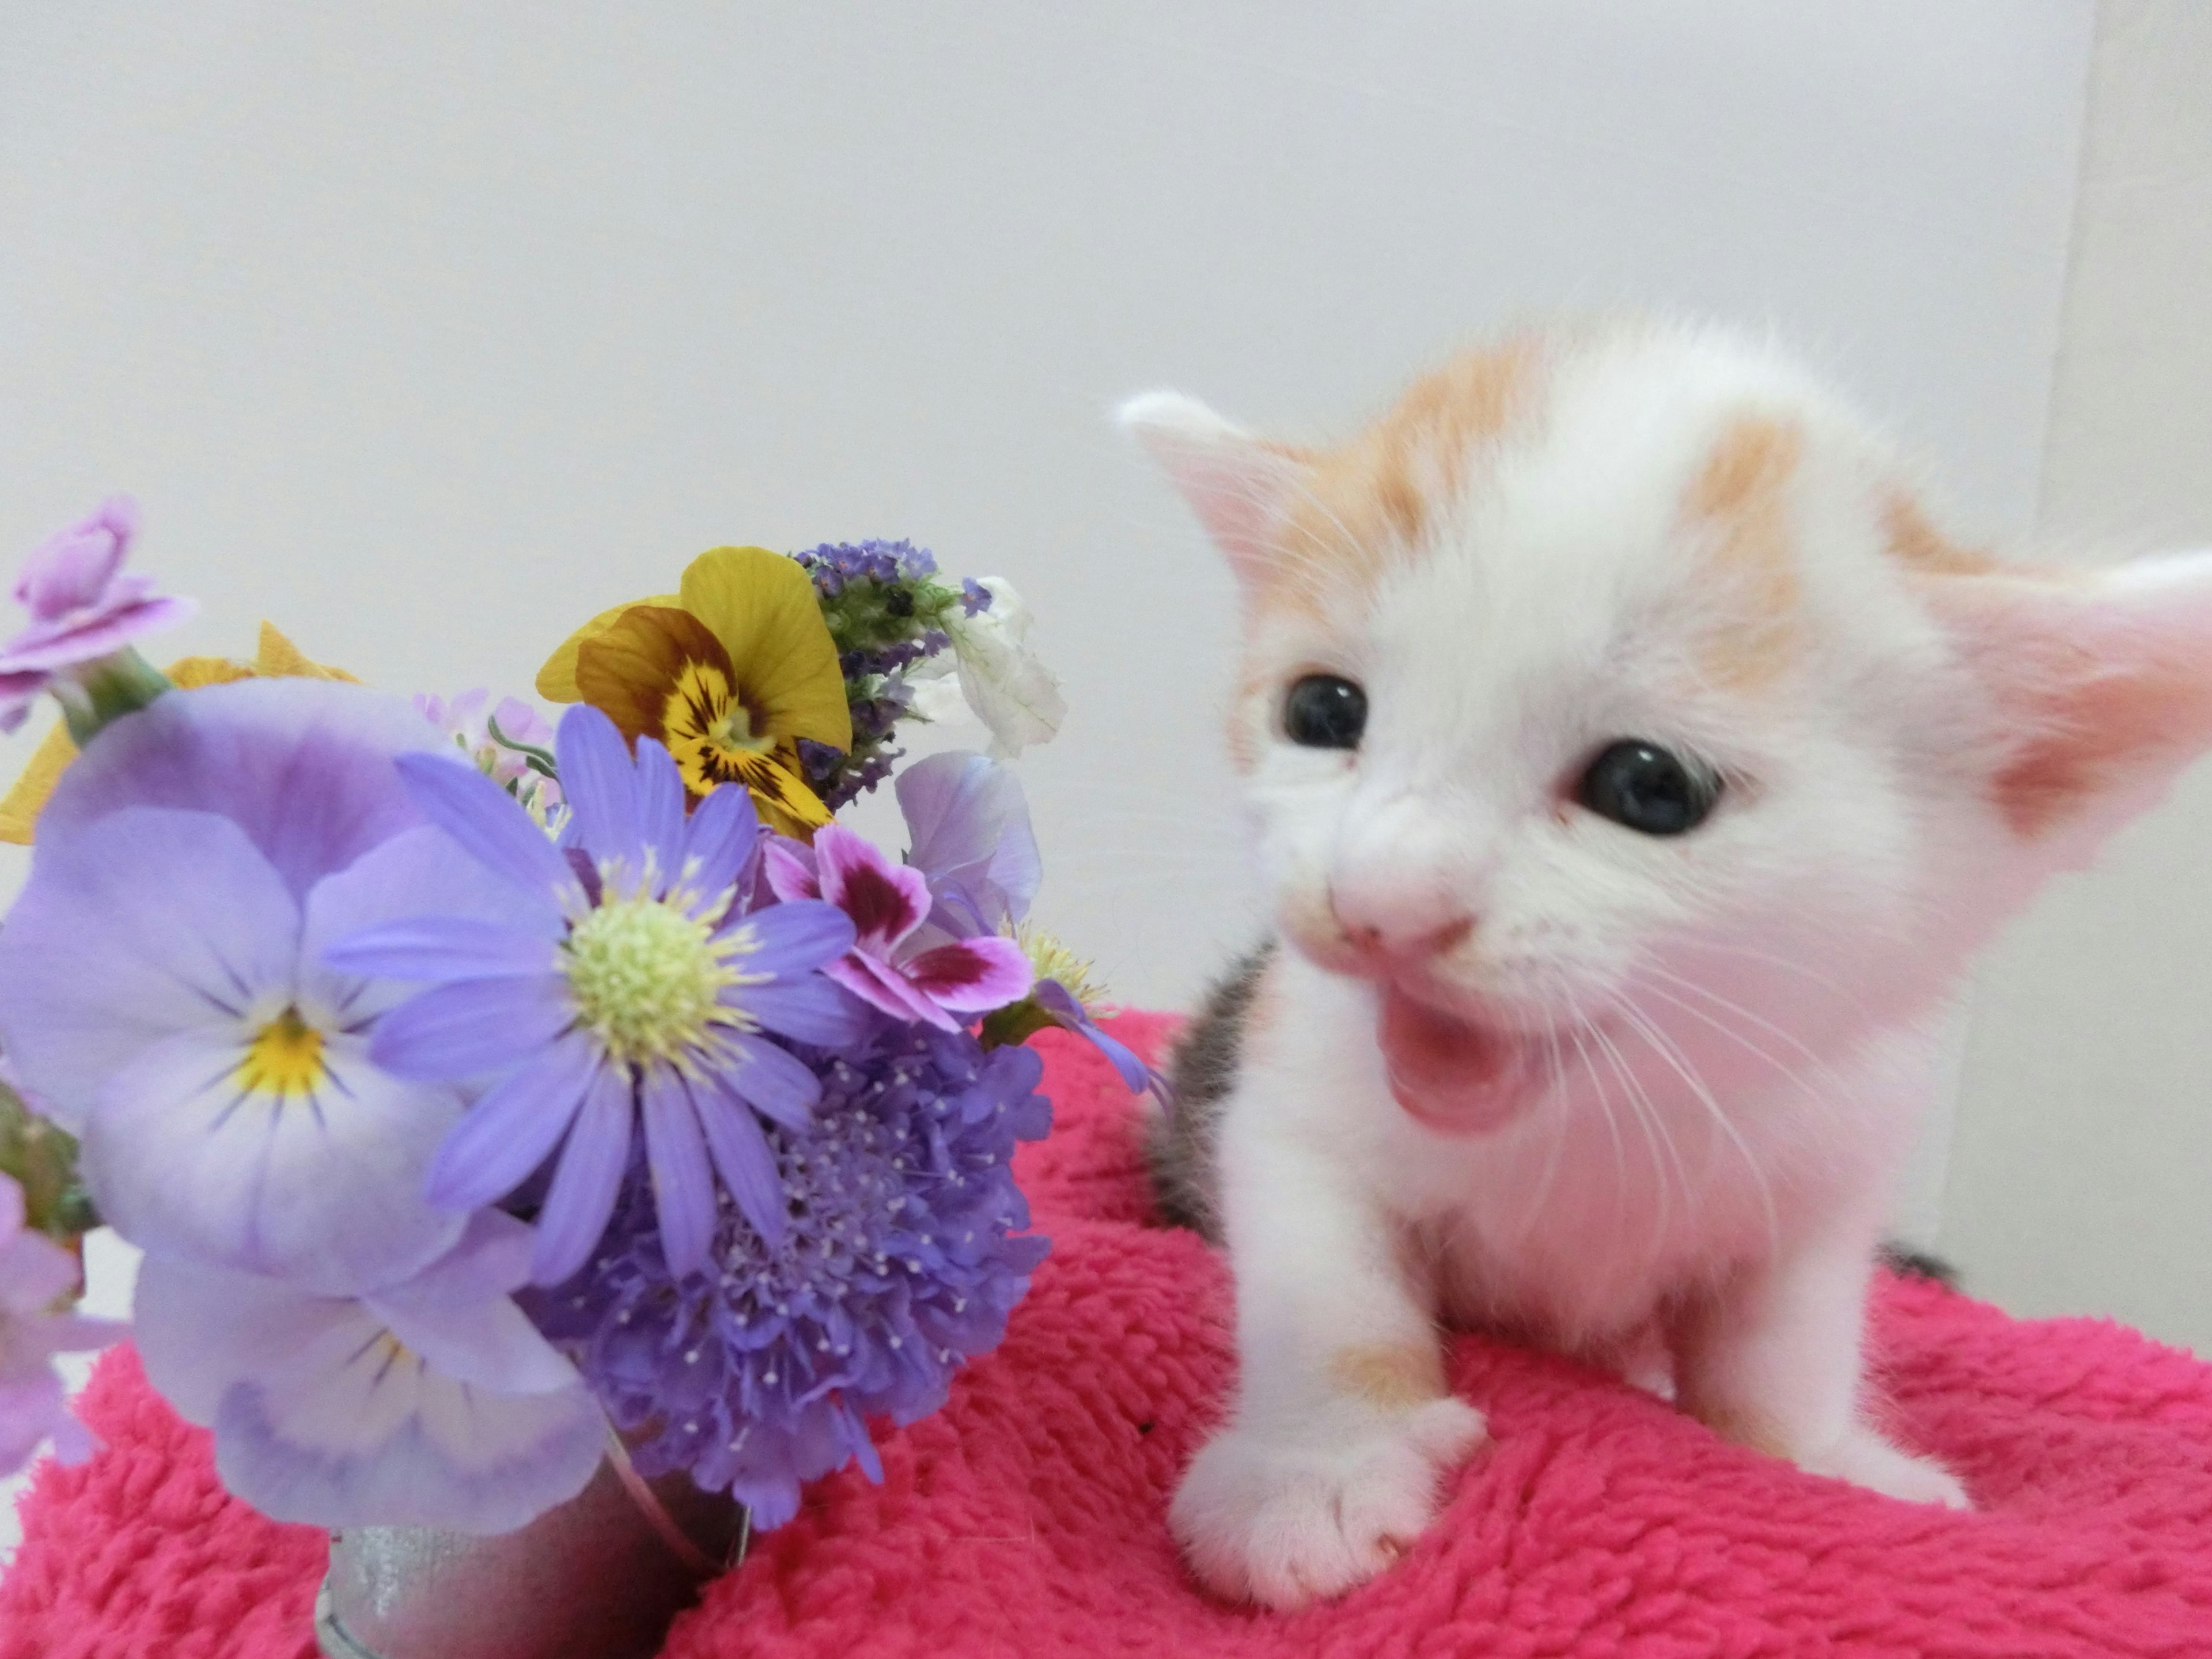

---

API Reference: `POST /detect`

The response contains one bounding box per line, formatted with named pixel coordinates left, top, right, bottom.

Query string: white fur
left=1123, top=323, right=2212, bottom=1607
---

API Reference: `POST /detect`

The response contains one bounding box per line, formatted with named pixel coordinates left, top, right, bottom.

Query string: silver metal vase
left=314, top=1446, right=749, bottom=1659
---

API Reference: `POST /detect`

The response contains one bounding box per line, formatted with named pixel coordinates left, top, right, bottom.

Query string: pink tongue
left=1378, top=988, right=1525, bottom=1134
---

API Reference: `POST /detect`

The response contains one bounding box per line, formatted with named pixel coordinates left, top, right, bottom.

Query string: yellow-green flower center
left=563, top=894, right=749, bottom=1066
left=235, top=1007, right=328, bottom=1099
left=1018, top=926, right=1107, bottom=1012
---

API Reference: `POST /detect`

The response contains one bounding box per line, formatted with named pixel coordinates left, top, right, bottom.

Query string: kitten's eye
left=1576, top=740, right=1719, bottom=836
left=1282, top=675, right=1368, bottom=749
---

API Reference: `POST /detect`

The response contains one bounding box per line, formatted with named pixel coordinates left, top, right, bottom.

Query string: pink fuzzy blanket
left=6, top=1013, right=2211, bottom=1657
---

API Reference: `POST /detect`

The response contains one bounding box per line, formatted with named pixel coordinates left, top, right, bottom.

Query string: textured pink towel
left=6, top=1014, right=2211, bottom=1657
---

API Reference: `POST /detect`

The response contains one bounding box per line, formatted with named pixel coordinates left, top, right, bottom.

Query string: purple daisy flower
left=525, top=1022, right=1051, bottom=1531
left=0, top=497, right=192, bottom=733
left=133, top=1210, right=605, bottom=1533
left=0, top=679, right=493, bottom=1293
left=331, top=704, right=865, bottom=1287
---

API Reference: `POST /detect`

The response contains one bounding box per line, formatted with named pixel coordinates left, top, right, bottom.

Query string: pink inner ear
left=1922, top=566, right=2212, bottom=839
left=1996, top=658, right=2212, bottom=836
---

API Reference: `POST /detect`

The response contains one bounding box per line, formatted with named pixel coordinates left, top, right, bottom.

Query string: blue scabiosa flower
left=525, top=1023, right=1052, bottom=1531
left=329, top=705, right=863, bottom=1287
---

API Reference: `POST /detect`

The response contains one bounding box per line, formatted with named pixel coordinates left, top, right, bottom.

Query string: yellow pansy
left=537, top=547, right=851, bottom=839
left=0, top=623, right=357, bottom=844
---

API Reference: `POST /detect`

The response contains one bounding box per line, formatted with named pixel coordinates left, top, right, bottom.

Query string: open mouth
left=1377, top=985, right=1545, bottom=1135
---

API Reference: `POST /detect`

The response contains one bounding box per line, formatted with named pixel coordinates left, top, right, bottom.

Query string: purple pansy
left=0, top=680, right=492, bottom=1293
left=0, top=1172, right=127, bottom=1476
left=0, top=497, right=192, bottom=732
left=331, top=704, right=865, bottom=1287
left=764, top=824, right=1033, bottom=1032
left=134, top=1210, right=604, bottom=1533
left=527, top=1022, right=1051, bottom=1531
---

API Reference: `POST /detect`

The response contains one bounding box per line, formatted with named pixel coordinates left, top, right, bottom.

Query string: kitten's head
left=1125, top=324, right=2212, bottom=1134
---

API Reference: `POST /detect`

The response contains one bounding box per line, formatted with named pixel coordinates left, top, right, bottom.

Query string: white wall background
left=1941, top=0, right=2212, bottom=1357
left=1, top=0, right=2118, bottom=1556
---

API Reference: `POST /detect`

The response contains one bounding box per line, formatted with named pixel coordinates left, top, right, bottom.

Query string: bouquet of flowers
left=0, top=502, right=1149, bottom=1555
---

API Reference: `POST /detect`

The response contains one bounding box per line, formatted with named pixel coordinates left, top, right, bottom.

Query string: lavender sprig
left=790, top=541, right=989, bottom=809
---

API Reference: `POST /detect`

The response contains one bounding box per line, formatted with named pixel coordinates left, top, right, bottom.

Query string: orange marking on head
left=1252, top=337, right=1548, bottom=620
left=1687, top=415, right=1799, bottom=522
left=1329, top=1342, right=1447, bottom=1411
left=1681, top=415, right=1806, bottom=690
left=1881, top=494, right=1998, bottom=577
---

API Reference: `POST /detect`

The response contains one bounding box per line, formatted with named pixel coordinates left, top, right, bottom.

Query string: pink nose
left=1330, top=895, right=1475, bottom=961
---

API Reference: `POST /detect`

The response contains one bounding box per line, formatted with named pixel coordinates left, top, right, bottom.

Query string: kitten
left=1120, top=321, right=2212, bottom=1609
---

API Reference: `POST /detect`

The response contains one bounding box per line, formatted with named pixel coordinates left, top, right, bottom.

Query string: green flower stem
left=978, top=997, right=1057, bottom=1051
left=485, top=714, right=560, bottom=777
left=57, top=647, right=175, bottom=746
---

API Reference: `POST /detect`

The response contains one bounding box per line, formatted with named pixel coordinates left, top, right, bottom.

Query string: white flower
left=903, top=654, right=967, bottom=725
left=919, top=577, right=1065, bottom=758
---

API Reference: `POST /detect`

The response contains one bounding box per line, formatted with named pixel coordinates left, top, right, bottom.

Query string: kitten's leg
left=1673, top=1222, right=1968, bottom=1508
left=1171, top=1120, right=1486, bottom=1608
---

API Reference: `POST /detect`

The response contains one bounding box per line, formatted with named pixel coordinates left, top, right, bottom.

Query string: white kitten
left=1122, top=321, right=2212, bottom=1609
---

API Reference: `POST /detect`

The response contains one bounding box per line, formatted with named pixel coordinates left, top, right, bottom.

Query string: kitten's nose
left=1328, top=887, right=1474, bottom=961
left=1328, top=794, right=1476, bottom=961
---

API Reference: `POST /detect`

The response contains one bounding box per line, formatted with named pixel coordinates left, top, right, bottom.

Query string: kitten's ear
left=1118, top=391, right=1309, bottom=584
left=1917, top=550, right=2212, bottom=852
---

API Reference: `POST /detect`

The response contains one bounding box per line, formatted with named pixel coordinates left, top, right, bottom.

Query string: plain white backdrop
left=0, top=2, right=2092, bottom=1002
left=7, top=0, right=2158, bottom=1556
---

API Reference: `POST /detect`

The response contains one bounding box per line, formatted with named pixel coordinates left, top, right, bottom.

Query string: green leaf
left=0, top=1080, right=94, bottom=1242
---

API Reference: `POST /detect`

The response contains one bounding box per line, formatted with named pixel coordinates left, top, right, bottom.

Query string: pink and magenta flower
left=0, top=497, right=192, bottom=732
left=765, top=823, right=1033, bottom=1031
left=891, top=751, right=1155, bottom=1094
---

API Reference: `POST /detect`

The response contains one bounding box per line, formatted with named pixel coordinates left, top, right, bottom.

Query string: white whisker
left=1607, top=990, right=1781, bottom=1260
left=1588, top=1018, right=1682, bottom=1262
left=1567, top=1021, right=1630, bottom=1225
left=1633, top=966, right=1854, bottom=1109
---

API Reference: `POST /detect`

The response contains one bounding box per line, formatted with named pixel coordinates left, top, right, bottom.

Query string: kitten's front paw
left=1169, top=1397, right=1487, bottom=1608
left=1804, top=1426, right=1970, bottom=1509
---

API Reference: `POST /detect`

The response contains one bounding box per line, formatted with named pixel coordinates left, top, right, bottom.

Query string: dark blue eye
left=1577, top=740, right=1718, bottom=835
left=1283, top=675, right=1366, bottom=749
